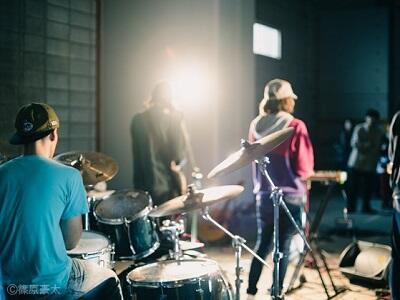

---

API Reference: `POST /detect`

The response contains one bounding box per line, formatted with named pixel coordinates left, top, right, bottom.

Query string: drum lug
left=196, top=288, right=204, bottom=300
left=110, top=243, right=116, bottom=266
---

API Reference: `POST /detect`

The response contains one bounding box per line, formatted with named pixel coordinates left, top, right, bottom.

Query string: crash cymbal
left=54, top=151, right=119, bottom=185
left=148, top=185, right=244, bottom=218
left=207, top=127, right=294, bottom=179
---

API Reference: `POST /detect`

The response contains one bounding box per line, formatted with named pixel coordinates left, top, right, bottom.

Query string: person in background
left=346, top=109, right=384, bottom=213
left=388, top=111, right=400, bottom=300
left=0, top=103, right=122, bottom=299
left=130, top=81, right=197, bottom=206
left=334, top=119, right=353, bottom=170
left=377, top=123, right=392, bottom=209
left=246, top=79, right=314, bottom=299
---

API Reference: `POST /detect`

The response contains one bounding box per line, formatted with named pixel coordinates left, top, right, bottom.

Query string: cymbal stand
left=190, top=170, right=203, bottom=242
left=202, top=208, right=271, bottom=300
left=258, top=157, right=311, bottom=300
left=84, top=187, right=96, bottom=231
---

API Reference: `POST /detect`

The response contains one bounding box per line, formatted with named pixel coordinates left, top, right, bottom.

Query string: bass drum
left=127, top=259, right=233, bottom=300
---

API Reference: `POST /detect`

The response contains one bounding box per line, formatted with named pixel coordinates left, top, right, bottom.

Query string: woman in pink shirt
left=246, top=79, right=314, bottom=299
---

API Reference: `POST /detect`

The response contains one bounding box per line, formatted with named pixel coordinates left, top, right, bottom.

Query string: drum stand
left=257, top=157, right=311, bottom=300
left=84, top=191, right=96, bottom=231
left=160, top=219, right=185, bottom=260
left=202, top=208, right=271, bottom=300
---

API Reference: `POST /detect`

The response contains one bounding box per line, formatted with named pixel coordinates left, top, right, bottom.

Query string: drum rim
left=94, top=205, right=151, bottom=225
left=67, top=230, right=111, bottom=255
left=119, top=240, right=160, bottom=260
left=126, top=259, right=221, bottom=286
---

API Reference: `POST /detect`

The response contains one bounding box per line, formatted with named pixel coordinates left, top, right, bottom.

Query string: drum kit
left=51, top=126, right=308, bottom=300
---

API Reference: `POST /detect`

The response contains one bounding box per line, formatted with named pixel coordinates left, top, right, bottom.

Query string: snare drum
left=127, top=259, right=232, bottom=300
left=67, top=230, right=114, bottom=269
left=94, top=189, right=160, bottom=260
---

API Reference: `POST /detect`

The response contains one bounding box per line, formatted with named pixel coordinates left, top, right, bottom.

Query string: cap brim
left=9, top=130, right=53, bottom=145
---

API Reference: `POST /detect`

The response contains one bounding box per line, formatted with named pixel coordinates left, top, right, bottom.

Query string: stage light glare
left=170, top=64, right=210, bottom=111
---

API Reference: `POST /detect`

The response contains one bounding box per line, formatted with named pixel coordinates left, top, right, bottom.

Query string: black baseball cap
left=9, top=102, right=60, bottom=145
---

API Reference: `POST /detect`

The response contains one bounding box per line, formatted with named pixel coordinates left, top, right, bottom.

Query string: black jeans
left=346, top=168, right=376, bottom=212
left=247, top=194, right=302, bottom=296
left=391, top=212, right=400, bottom=300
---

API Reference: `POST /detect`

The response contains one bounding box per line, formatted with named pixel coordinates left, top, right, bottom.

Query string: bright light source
left=253, top=23, right=281, bottom=59
left=168, top=63, right=210, bottom=111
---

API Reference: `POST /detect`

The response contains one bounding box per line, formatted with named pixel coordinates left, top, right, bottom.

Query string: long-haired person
left=131, top=81, right=196, bottom=206
left=246, top=79, right=314, bottom=299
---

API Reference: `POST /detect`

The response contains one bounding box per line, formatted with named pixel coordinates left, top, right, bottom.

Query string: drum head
left=128, top=259, right=220, bottom=283
left=67, top=231, right=109, bottom=255
left=94, top=189, right=150, bottom=223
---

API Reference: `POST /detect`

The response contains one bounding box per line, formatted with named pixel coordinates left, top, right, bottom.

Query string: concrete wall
left=0, top=0, right=97, bottom=155
left=100, top=0, right=256, bottom=200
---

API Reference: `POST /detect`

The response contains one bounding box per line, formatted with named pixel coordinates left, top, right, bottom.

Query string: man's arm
left=60, top=216, right=82, bottom=250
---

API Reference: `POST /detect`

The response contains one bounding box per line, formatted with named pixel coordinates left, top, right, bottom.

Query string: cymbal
left=0, top=140, right=21, bottom=162
left=148, top=185, right=244, bottom=218
left=54, top=151, right=119, bottom=185
left=179, top=240, right=204, bottom=251
left=207, top=127, right=294, bottom=179
left=86, top=189, right=115, bottom=200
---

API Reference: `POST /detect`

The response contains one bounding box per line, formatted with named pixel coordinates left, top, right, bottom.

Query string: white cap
left=263, top=78, right=297, bottom=101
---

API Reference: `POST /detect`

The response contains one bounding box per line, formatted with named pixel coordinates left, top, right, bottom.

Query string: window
left=253, top=23, right=281, bottom=59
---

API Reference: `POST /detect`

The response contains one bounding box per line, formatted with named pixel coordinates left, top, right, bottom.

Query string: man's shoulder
left=0, top=155, right=80, bottom=179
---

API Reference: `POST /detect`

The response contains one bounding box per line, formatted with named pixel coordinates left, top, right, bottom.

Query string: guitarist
left=130, top=81, right=196, bottom=206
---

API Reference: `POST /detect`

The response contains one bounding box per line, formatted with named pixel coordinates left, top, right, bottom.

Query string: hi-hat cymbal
left=148, top=185, right=244, bottom=218
left=207, top=127, right=294, bottom=179
left=0, top=140, right=21, bottom=162
left=54, top=151, right=119, bottom=185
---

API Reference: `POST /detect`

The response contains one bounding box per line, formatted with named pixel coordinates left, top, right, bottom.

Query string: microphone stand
left=258, top=157, right=311, bottom=300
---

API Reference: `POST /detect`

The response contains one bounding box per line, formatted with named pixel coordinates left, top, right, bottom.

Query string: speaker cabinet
left=338, top=240, right=391, bottom=287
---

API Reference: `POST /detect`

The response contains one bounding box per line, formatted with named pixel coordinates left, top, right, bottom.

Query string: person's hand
left=387, top=161, right=393, bottom=175
left=170, top=161, right=182, bottom=172
left=191, top=167, right=203, bottom=180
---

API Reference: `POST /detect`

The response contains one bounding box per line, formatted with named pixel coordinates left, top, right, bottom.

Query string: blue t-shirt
left=0, top=155, right=88, bottom=289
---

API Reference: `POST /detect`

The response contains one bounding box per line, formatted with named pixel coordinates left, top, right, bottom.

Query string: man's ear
left=49, top=129, right=57, bottom=142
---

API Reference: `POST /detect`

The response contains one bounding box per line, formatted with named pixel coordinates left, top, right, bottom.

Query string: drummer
left=0, top=103, right=122, bottom=299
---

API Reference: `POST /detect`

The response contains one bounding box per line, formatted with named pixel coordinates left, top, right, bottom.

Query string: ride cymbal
left=54, top=151, right=119, bottom=185
left=207, top=127, right=294, bottom=179
left=148, top=185, right=244, bottom=218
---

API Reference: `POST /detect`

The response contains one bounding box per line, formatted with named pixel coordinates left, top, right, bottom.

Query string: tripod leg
left=309, top=249, right=331, bottom=298
left=279, top=199, right=311, bottom=250
left=272, top=193, right=281, bottom=299
left=313, top=241, right=338, bottom=293
left=286, top=249, right=308, bottom=292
